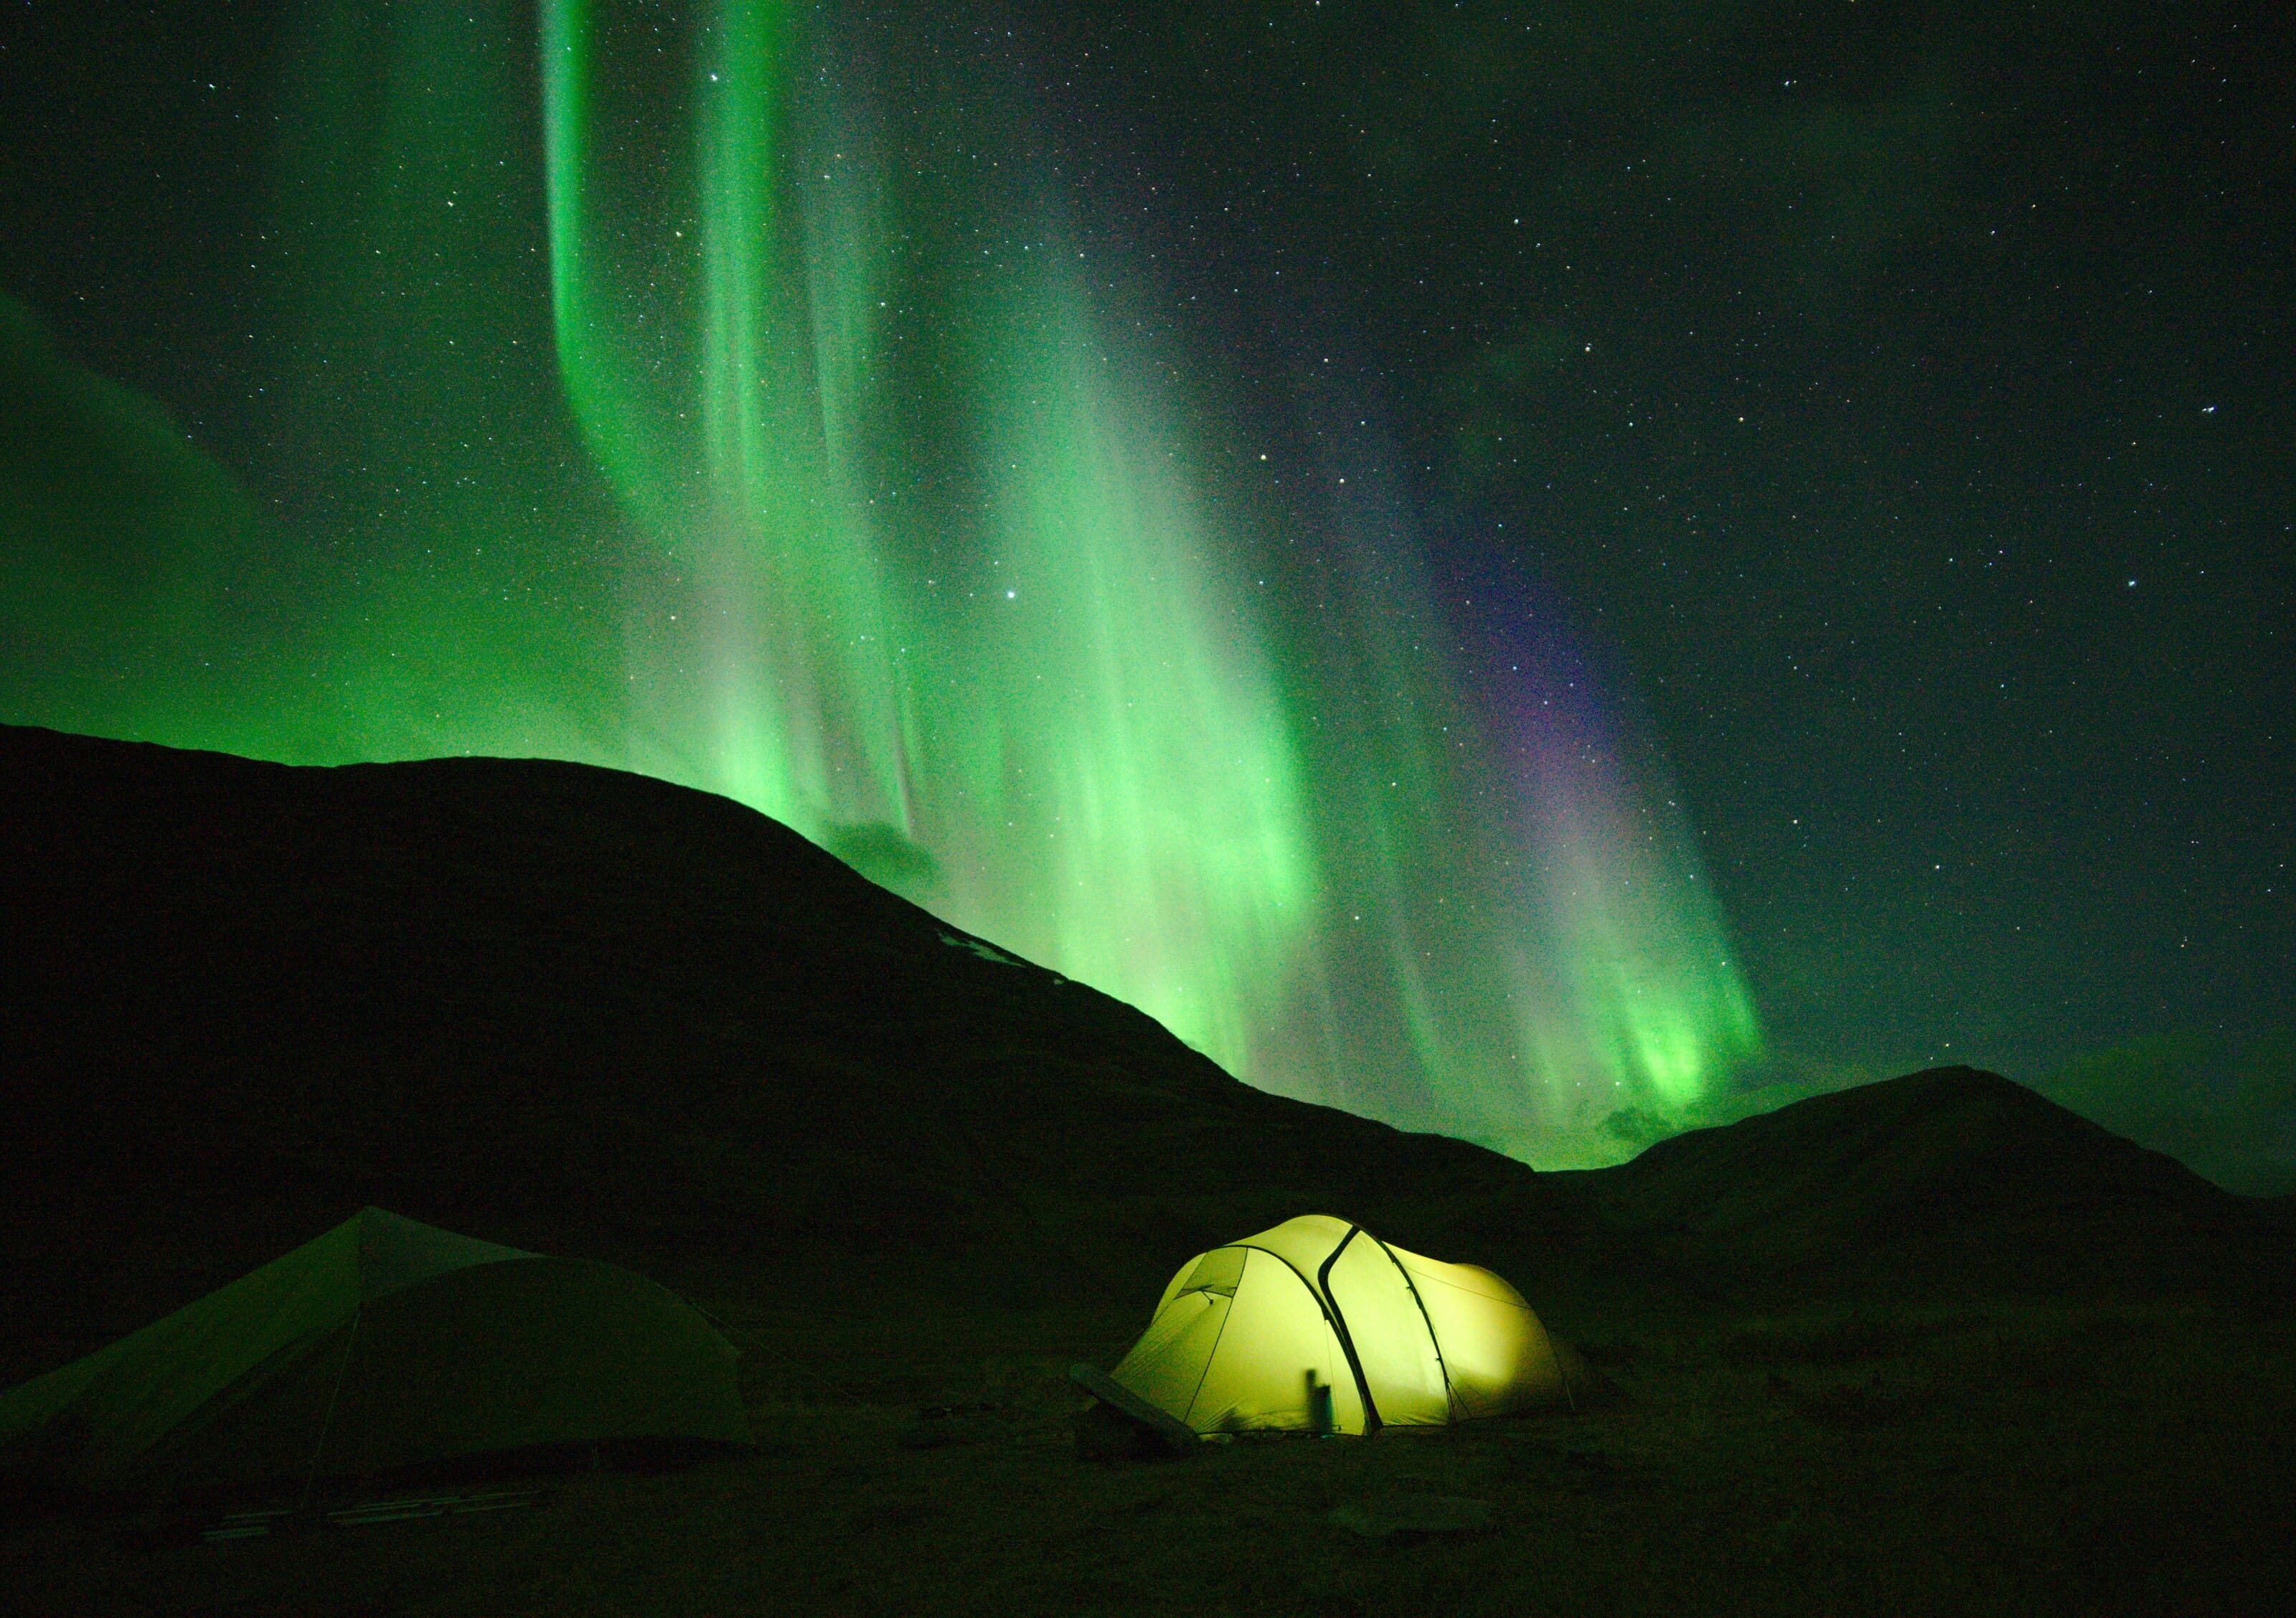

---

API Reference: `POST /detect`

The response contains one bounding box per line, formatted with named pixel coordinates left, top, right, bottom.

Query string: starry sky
left=3, top=1, right=2290, bottom=1189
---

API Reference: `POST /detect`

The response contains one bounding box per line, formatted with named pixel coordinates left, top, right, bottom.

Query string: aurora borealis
left=532, top=0, right=1762, bottom=1155
left=4, top=1, right=2288, bottom=1184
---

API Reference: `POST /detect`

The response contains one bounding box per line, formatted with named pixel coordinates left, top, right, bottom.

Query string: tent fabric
left=0, top=1208, right=750, bottom=1492
left=1109, top=1214, right=1566, bottom=1436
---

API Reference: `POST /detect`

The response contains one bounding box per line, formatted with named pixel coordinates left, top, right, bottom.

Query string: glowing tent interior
left=1104, top=1215, right=1589, bottom=1437
left=0, top=1208, right=751, bottom=1494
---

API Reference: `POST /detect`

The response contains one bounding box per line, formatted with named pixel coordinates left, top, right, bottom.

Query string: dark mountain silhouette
left=1573, top=1066, right=2274, bottom=1296
left=1607, top=1066, right=2227, bottom=1227
left=0, top=725, right=1545, bottom=1379
left=4, top=726, right=2284, bottom=1384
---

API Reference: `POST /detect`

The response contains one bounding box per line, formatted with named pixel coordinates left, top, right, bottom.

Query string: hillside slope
left=1576, top=1066, right=2263, bottom=1294
left=0, top=725, right=1544, bottom=1375
left=6, top=727, right=2284, bottom=1383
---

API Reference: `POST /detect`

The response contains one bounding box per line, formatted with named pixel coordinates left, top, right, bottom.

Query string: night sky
left=4, top=1, right=2289, bottom=1187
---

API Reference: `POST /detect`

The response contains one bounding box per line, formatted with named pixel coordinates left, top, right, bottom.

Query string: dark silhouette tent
left=0, top=1208, right=751, bottom=1494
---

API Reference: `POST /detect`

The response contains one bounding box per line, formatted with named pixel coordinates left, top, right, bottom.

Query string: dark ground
left=8, top=1287, right=2291, bottom=1617
left=4, top=725, right=2292, bottom=1614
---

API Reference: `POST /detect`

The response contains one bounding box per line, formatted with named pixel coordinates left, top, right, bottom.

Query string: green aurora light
left=0, top=0, right=1761, bottom=1166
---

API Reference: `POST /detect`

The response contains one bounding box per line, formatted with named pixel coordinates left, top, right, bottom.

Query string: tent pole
left=1314, top=1228, right=1382, bottom=1434
left=300, top=1305, right=361, bottom=1511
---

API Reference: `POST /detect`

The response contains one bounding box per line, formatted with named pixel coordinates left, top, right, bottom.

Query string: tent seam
left=300, top=1304, right=359, bottom=1510
left=1177, top=1279, right=1234, bottom=1430
left=1369, top=1234, right=1457, bottom=1421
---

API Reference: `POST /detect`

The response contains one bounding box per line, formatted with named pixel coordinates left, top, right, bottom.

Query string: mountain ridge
left=6, top=725, right=2285, bottom=1385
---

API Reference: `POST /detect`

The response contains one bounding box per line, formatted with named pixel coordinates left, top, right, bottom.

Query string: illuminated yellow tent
left=1108, top=1215, right=1575, bottom=1435
left=0, top=1208, right=750, bottom=1494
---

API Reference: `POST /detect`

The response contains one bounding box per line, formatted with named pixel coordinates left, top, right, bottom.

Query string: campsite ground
left=8, top=1284, right=2291, bottom=1617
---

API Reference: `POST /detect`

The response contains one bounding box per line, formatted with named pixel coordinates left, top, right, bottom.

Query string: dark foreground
left=7, top=1282, right=2290, bottom=1617
left=6, top=728, right=2292, bottom=1613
